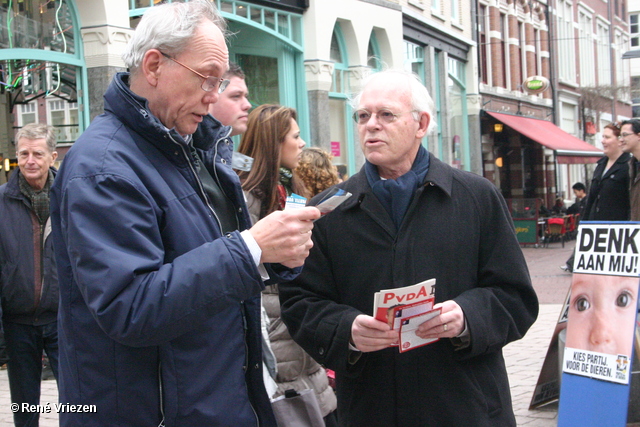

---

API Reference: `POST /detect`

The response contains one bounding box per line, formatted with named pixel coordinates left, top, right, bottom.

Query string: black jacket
left=583, top=153, right=631, bottom=221
left=280, top=155, right=538, bottom=426
left=0, top=168, right=58, bottom=325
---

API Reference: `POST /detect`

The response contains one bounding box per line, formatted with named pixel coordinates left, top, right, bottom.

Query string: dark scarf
left=18, top=170, right=53, bottom=225
left=365, top=145, right=430, bottom=229
left=277, top=167, right=294, bottom=210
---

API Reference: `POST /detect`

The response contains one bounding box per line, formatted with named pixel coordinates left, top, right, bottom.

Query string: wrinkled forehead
left=359, top=78, right=411, bottom=110
left=16, top=138, right=50, bottom=153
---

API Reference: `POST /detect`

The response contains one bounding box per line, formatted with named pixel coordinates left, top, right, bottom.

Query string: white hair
left=122, top=0, right=227, bottom=74
left=351, top=69, right=438, bottom=133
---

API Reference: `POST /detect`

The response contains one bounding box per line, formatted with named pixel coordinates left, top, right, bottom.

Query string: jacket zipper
left=211, top=135, right=240, bottom=231
left=157, top=361, right=165, bottom=427
left=169, top=133, right=259, bottom=426
left=167, top=134, right=223, bottom=233
left=33, top=212, right=44, bottom=311
left=241, top=301, right=261, bottom=427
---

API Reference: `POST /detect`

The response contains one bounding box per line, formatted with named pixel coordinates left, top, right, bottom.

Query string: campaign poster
left=558, top=222, right=640, bottom=426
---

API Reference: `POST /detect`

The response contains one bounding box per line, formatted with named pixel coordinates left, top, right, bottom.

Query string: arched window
left=329, top=23, right=355, bottom=176
left=367, top=31, right=382, bottom=71
left=447, top=57, right=469, bottom=171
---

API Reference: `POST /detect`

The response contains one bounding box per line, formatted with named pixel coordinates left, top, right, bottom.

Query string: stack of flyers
left=307, top=187, right=352, bottom=218
left=398, top=308, right=441, bottom=352
left=373, top=278, right=441, bottom=352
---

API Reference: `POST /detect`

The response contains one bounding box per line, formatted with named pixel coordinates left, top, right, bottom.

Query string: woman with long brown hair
left=236, top=104, right=338, bottom=424
left=237, top=104, right=309, bottom=223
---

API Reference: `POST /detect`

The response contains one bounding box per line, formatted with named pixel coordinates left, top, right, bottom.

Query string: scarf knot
left=365, top=146, right=430, bottom=229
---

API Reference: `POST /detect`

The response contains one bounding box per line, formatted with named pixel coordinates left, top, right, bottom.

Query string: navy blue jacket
left=0, top=169, right=58, bottom=326
left=50, top=73, right=289, bottom=426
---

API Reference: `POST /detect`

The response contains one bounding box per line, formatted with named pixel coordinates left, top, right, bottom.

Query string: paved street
left=0, top=240, right=574, bottom=426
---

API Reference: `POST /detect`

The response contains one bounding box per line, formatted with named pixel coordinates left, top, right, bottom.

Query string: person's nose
left=241, top=97, right=251, bottom=111
left=365, top=113, right=382, bottom=130
left=588, top=310, right=614, bottom=352
left=300, top=137, right=306, bottom=149
left=203, top=90, right=219, bottom=106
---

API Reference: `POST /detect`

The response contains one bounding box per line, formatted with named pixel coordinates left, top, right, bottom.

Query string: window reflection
left=0, top=0, right=75, bottom=53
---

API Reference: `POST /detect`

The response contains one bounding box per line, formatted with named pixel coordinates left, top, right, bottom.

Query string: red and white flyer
left=373, top=278, right=436, bottom=328
left=372, top=279, right=439, bottom=351
left=399, top=308, right=442, bottom=352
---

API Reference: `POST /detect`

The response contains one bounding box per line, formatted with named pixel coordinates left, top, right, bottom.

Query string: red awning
left=487, top=111, right=603, bottom=164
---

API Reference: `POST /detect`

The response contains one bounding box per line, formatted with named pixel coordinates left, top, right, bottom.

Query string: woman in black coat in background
left=583, top=123, right=631, bottom=221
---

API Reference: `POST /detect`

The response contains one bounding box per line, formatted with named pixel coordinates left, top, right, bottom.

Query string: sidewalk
left=0, top=241, right=574, bottom=426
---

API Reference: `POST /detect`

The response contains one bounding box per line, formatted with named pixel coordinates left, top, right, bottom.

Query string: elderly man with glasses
left=49, top=1, right=319, bottom=425
left=280, top=69, right=538, bottom=427
left=620, top=119, right=640, bottom=220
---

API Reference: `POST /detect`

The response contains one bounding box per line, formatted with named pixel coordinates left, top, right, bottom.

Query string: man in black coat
left=280, top=70, right=538, bottom=427
left=0, top=123, right=59, bottom=426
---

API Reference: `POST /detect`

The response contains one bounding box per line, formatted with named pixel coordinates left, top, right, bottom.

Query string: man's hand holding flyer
left=373, top=278, right=440, bottom=352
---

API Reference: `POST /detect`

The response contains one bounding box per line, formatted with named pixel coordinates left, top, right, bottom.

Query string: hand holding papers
left=286, top=187, right=352, bottom=219
left=307, top=187, right=352, bottom=218
left=373, top=279, right=440, bottom=352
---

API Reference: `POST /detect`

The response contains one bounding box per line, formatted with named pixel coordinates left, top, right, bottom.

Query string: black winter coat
left=0, top=169, right=58, bottom=326
left=583, top=153, right=631, bottom=221
left=280, top=155, right=538, bottom=427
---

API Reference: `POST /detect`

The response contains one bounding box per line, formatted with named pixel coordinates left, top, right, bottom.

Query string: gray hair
left=351, top=69, right=437, bottom=133
left=122, top=0, right=227, bottom=74
left=15, top=123, right=57, bottom=153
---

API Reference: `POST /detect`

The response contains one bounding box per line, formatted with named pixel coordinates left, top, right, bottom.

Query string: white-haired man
left=50, top=1, right=319, bottom=425
left=280, top=70, right=538, bottom=426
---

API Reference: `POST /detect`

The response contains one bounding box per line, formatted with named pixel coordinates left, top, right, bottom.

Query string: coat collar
left=339, top=152, right=453, bottom=212
left=104, top=73, right=232, bottom=161
left=4, top=167, right=57, bottom=200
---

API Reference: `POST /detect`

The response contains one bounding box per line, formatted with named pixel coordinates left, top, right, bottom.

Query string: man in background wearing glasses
left=620, top=119, right=640, bottom=220
left=280, top=70, right=538, bottom=426
left=49, top=1, right=319, bottom=425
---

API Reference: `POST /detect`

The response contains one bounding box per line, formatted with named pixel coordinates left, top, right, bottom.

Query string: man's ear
left=416, top=112, right=430, bottom=139
left=140, top=49, right=164, bottom=87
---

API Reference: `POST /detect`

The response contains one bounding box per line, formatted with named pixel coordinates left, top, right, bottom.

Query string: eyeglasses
left=352, top=108, right=418, bottom=125
left=161, top=53, right=229, bottom=94
left=619, top=133, right=636, bottom=139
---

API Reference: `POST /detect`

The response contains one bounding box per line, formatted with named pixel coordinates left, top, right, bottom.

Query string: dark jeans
left=4, top=321, right=59, bottom=427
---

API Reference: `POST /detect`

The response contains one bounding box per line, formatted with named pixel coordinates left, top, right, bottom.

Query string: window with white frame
left=556, top=0, right=576, bottom=83
left=48, top=99, right=79, bottom=143
left=631, top=14, right=639, bottom=47
left=451, top=0, right=459, bottom=24
left=403, top=40, right=424, bottom=79
left=534, top=28, right=542, bottom=76
left=561, top=101, right=577, bottom=135
left=578, top=9, right=595, bottom=86
left=596, top=21, right=611, bottom=85
left=615, top=31, right=630, bottom=100
left=432, top=0, right=441, bottom=15
left=501, top=12, right=509, bottom=89
left=479, top=4, right=490, bottom=85
left=519, top=22, right=527, bottom=86
left=18, top=102, right=37, bottom=126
